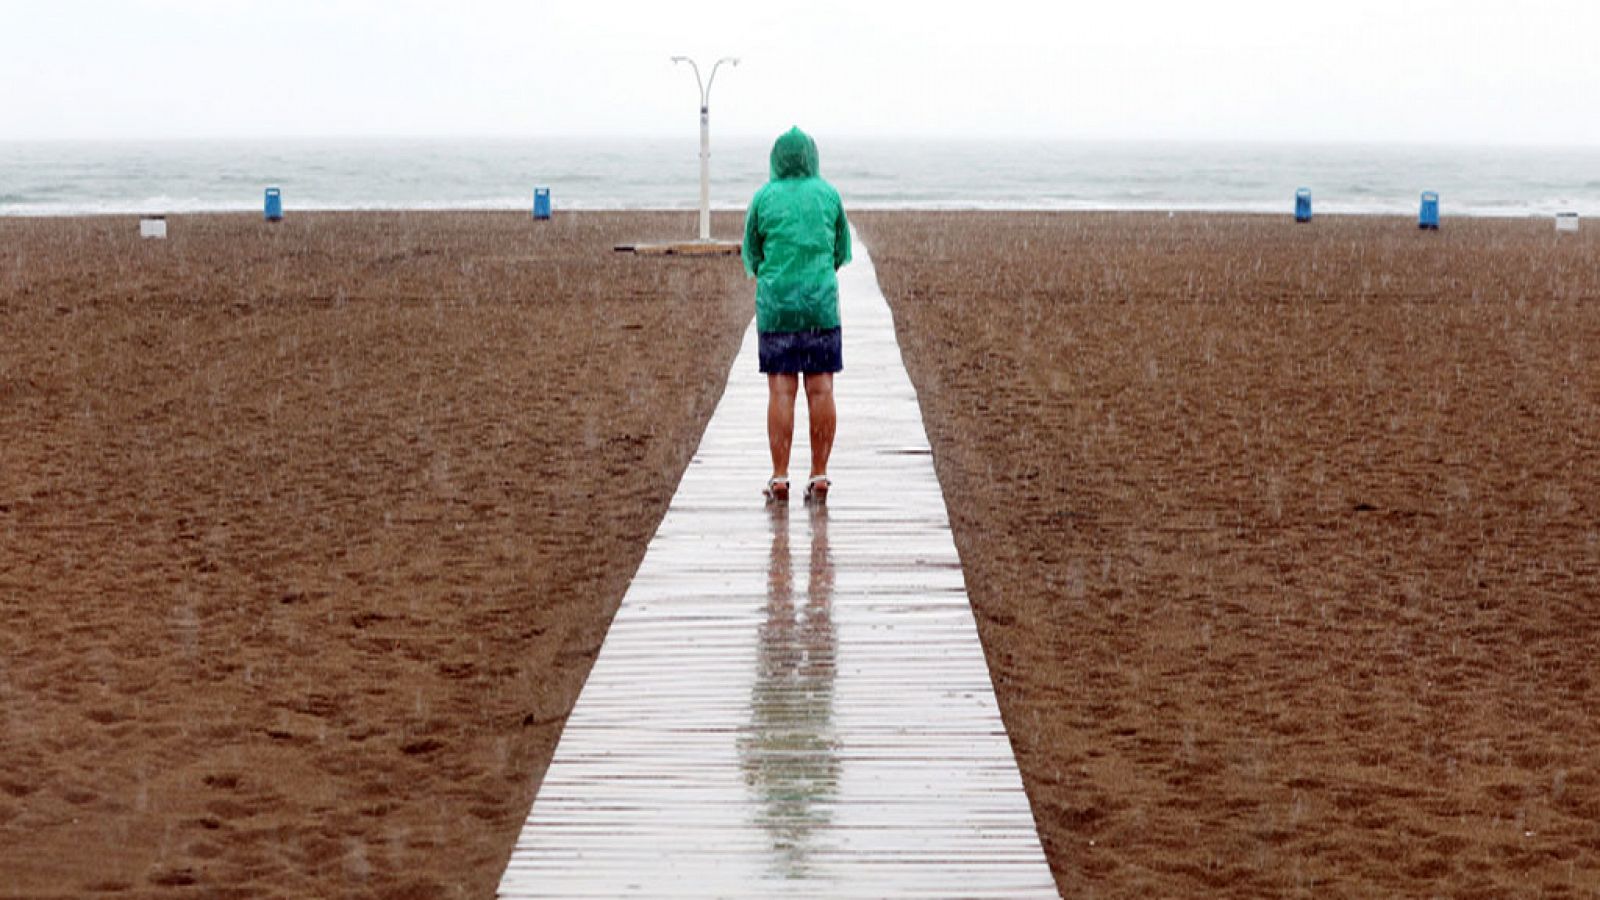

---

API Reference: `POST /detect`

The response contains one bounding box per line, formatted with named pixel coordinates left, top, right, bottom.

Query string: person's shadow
left=738, top=503, right=839, bottom=878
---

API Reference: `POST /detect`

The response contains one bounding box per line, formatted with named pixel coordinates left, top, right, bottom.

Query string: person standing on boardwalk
left=743, top=126, right=852, bottom=504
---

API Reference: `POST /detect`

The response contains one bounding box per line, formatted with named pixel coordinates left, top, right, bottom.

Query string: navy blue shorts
left=758, top=327, right=843, bottom=375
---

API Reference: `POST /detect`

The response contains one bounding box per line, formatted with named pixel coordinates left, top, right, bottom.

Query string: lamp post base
left=615, top=241, right=742, bottom=257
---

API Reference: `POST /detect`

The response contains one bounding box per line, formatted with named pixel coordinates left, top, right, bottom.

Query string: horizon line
left=4, top=134, right=1600, bottom=151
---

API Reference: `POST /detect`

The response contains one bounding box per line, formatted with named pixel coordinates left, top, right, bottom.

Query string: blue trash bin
left=533, top=188, right=551, bottom=221
left=1419, top=191, right=1440, bottom=230
left=264, top=187, right=283, bottom=223
left=1295, top=188, right=1313, bottom=223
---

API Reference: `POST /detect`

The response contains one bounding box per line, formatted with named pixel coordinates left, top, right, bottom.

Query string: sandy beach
left=6, top=208, right=1600, bottom=898
left=0, top=211, right=751, bottom=898
left=857, top=211, right=1600, bottom=897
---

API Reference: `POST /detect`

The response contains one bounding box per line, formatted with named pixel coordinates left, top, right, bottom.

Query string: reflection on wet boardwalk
left=741, top=504, right=839, bottom=882
left=498, top=239, right=1057, bottom=898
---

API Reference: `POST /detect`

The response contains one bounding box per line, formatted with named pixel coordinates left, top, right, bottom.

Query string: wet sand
left=856, top=212, right=1600, bottom=898
left=0, top=212, right=750, bottom=898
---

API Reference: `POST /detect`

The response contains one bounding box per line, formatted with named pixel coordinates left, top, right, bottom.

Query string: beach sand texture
left=857, top=212, right=1600, bottom=898
left=0, top=212, right=751, bottom=898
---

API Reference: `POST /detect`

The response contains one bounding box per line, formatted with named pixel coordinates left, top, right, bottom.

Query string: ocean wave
left=5, top=139, right=1600, bottom=219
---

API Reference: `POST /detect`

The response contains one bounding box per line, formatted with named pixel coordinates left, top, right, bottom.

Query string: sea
left=3, top=138, right=1598, bottom=219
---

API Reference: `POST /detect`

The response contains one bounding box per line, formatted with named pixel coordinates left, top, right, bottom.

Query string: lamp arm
left=672, top=57, right=707, bottom=107
left=705, top=57, right=739, bottom=107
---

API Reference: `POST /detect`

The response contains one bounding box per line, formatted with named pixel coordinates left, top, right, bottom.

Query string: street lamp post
left=671, top=55, right=739, bottom=242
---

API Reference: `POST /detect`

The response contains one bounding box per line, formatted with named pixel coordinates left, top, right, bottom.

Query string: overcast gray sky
left=4, top=0, right=1598, bottom=144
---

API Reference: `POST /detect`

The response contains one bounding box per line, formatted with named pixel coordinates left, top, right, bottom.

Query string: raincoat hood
left=769, top=127, right=820, bottom=180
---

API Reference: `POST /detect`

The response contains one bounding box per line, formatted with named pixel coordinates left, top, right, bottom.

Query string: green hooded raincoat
left=742, top=127, right=852, bottom=334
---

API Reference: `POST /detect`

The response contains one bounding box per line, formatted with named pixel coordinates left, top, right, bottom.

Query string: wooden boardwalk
left=497, top=239, right=1057, bottom=898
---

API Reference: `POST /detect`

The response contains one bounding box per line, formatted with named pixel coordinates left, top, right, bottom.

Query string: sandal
left=804, top=475, right=831, bottom=504
left=763, top=476, right=790, bottom=503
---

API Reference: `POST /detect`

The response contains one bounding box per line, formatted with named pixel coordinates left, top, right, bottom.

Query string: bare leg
left=804, top=372, right=836, bottom=479
left=767, top=374, right=799, bottom=480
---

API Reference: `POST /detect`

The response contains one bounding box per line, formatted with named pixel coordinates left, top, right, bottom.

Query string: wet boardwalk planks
left=498, top=238, right=1057, bottom=898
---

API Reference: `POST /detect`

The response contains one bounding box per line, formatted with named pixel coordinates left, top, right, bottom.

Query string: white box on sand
left=140, top=217, right=167, bottom=239
left=1556, top=213, right=1579, bottom=234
